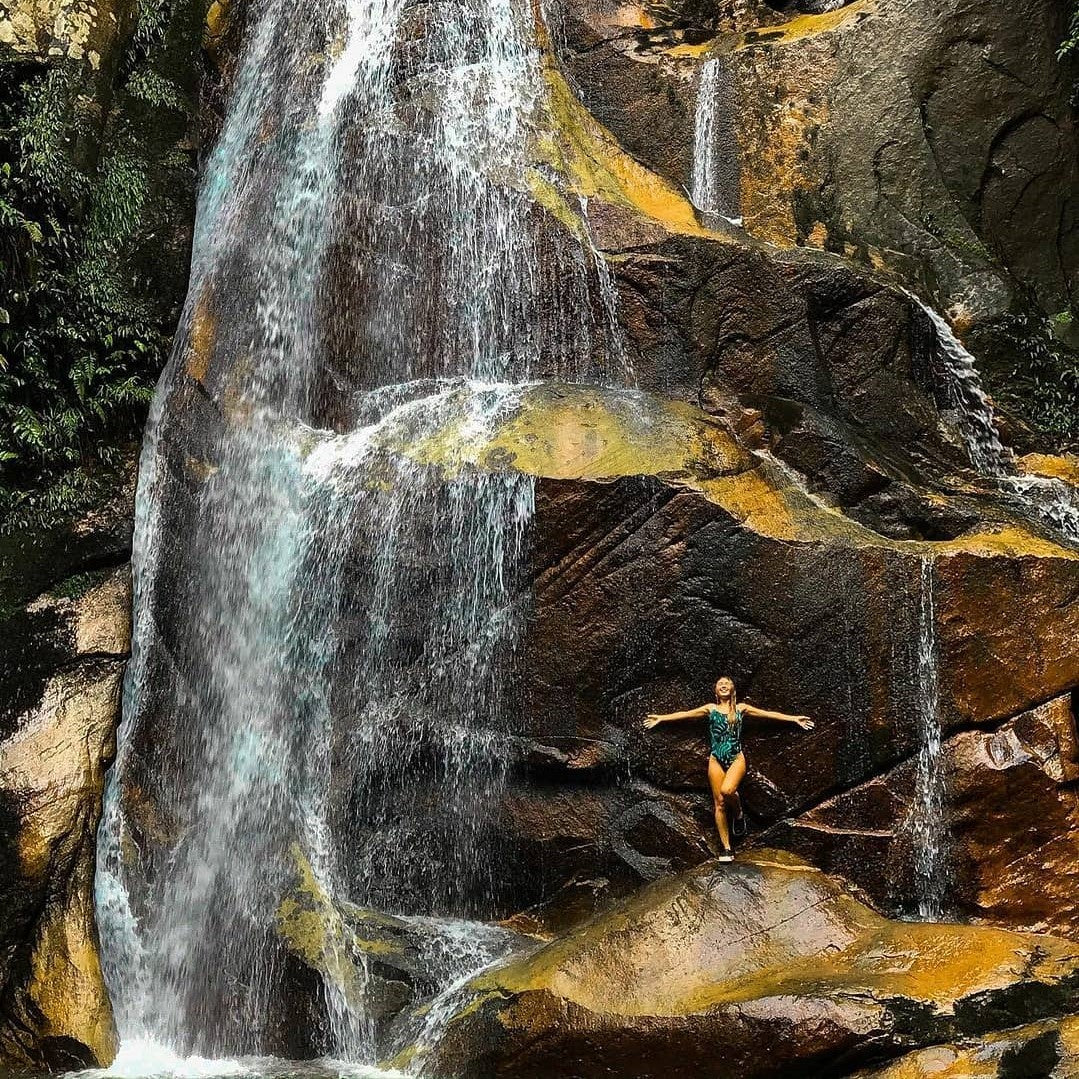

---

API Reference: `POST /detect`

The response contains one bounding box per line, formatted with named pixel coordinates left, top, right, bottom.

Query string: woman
left=643, top=677, right=814, bottom=862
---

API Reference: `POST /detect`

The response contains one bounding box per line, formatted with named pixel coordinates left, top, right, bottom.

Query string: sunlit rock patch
left=418, top=851, right=1079, bottom=1079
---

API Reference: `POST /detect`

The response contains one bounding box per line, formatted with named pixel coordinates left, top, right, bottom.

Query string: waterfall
left=919, top=300, right=1079, bottom=543
left=95, top=0, right=626, bottom=1064
left=907, top=557, right=948, bottom=920
left=690, top=57, right=742, bottom=229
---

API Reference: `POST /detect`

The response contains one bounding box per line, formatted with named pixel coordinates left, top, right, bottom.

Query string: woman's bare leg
left=707, top=755, right=732, bottom=852
left=721, top=753, right=747, bottom=831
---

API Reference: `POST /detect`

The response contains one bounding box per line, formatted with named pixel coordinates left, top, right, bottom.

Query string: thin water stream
left=920, top=300, right=1079, bottom=542
left=907, top=557, right=947, bottom=920
left=690, top=57, right=742, bottom=228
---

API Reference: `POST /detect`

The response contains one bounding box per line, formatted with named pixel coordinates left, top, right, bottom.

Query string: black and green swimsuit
left=708, top=706, right=744, bottom=767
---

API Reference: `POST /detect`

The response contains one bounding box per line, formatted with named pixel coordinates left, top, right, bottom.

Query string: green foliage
left=994, top=313, right=1079, bottom=445
left=1059, top=1, right=1079, bottom=59
left=126, top=68, right=189, bottom=112
left=0, top=63, right=164, bottom=534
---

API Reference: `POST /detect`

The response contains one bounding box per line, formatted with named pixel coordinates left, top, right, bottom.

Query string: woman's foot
left=732, top=813, right=747, bottom=838
left=717, top=851, right=734, bottom=863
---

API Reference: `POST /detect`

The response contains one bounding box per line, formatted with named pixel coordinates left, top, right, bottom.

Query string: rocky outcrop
left=0, top=530, right=132, bottom=1068
left=0, top=0, right=220, bottom=1061
left=562, top=0, right=1078, bottom=310
left=135, top=6, right=1079, bottom=940
left=7, top=0, right=1070, bottom=1061
left=552, top=0, right=1079, bottom=442
left=764, top=692, right=1079, bottom=935
left=856, top=1016, right=1079, bottom=1078
left=419, top=851, right=1079, bottom=1079
left=444, top=383, right=1079, bottom=919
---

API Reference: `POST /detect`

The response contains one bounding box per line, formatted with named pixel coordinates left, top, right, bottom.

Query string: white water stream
left=690, top=57, right=742, bottom=228
left=921, top=301, right=1079, bottom=542
left=907, top=557, right=947, bottom=920
left=94, top=0, right=626, bottom=1069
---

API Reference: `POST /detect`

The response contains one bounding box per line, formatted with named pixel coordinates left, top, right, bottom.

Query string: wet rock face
left=0, top=0, right=1070, bottom=1059
left=425, top=852, right=1079, bottom=1079
left=555, top=0, right=1078, bottom=315
left=553, top=0, right=1079, bottom=451
left=0, top=546, right=132, bottom=1068
left=765, top=694, right=1079, bottom=936
left=509, top=461, right=1079, bottom=914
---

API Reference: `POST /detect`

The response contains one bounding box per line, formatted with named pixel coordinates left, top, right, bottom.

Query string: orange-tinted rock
left=417, top=852, right=1079, bottom=1079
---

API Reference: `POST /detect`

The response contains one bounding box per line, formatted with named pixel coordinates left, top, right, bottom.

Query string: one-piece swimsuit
left=708, top=706, right=743, bottom=768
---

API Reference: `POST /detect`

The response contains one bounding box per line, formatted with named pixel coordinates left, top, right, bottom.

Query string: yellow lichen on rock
left=733, top=0, right=874, bottom=50
left=203, top=0, right=230, bottom=67
left=1018, top=452, right=1079, bottom=487
left=276, top=844, right=367, bottom=1005
left=858, top=1015, right=1079, bottom=1078
left=480, top=389, right=741, bottom=482
left=0, top=662, right=123, bottom=1067
left=473, top=850, right=1079, bottom=1018
left=534, top=68, right=715, bottom=239
left=27, top=879, right=118, bottom=1066
left=185, top=286, right=216, bottom=385
left=391, top=383, right=1079, bottom=564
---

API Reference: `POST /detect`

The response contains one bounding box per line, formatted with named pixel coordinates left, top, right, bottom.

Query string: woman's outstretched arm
left=643, top=705, right=712, bottom=729
left=741, top=703, right=815, bottom=730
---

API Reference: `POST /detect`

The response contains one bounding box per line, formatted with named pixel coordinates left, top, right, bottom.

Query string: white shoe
left=717, top=852, right=734, bottom=863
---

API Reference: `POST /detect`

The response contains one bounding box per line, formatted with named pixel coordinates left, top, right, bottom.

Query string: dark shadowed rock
left=855, top=1015, right=1079, bottom=1078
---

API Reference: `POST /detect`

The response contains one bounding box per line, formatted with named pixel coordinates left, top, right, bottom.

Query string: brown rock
left=0, top=565, right=131, bottom=1068
left=764, top=695, right=1079, bottom=937
left=419, top=851, right=1079, bottom=1079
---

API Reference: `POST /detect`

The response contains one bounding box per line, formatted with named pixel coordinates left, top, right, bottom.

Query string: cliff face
left=0, top=0, right=1077, bottom=1071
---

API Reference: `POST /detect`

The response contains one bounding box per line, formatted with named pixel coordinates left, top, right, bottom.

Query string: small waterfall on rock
left=920, top=301, right=1079, bottom=542
left=96, top=0, right=626, bottom=1066
left=906, top=557, right=948, bottom=920
left=690, top=57, right=742, bottom=228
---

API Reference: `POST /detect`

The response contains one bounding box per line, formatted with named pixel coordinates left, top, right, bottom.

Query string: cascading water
left=690, top=57, right=742, bottom=229
left=920, top=301, right=1079, bottom=542
left=905, top=557, right=948, bottom=920
left=96, top=0, right=626, bottom=1067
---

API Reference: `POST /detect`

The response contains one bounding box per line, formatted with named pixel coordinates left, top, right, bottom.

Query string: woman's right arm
left=643, top=705, right=711, bottom=729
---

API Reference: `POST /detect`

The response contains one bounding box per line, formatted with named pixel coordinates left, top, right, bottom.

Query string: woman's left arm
left=741, top=703, right=815, bottom=730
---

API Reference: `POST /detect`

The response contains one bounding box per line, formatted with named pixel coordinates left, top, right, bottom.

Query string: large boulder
left=0, top=554, right=131, bottom=1068
left=764, top=693, right=1079, bottom=936
left=418, top=851, right=1079, bottom=1079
